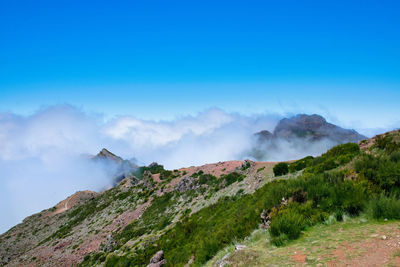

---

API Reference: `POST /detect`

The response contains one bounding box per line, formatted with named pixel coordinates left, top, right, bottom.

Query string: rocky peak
left=94, top=148, right=123, bottom=163
left=272, top=114, right=366, bottom=142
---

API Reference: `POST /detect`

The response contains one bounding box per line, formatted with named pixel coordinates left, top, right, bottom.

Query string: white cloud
left=0, top=105, right=282, bottom=233
left=0, top=104, right=394, bottom=233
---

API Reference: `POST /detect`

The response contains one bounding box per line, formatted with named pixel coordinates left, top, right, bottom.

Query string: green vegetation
left=132, top=163, right=179, bottom=182
left=273, top=162, right=289, bottom=176
left=81, top=133, right=400, bottom=267
left=355, top=153, right=400, bottom=193
left=304, top=143, right=360, bottom=174
left=374, top=133, right=400, bottom=153
left=114, top=192, right=177, bottom=244
left=289, top=156, right=313, bottom=173
left=269, top=201, right=327, bottom=246
left=256, top=166, right=265, bottom=173
left=221, top=172, right=245, bottom=186
left=286, top=143, right=360, bottom=175
left=367, top=194, right=400, bottom=220
left=197, top=173, right=218, bottom=186
left=207, top=218, right=400, bottom=267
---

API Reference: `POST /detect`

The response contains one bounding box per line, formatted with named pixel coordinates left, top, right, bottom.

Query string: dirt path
left=208, top=219, right=400, bottom=267
left=327, top=229, right=400, bottom=267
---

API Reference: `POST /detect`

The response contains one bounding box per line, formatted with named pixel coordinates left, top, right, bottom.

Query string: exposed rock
left=94, top=148, right=123, bottom=163
left=214, top=252, right=231, bottom=267
left=92, top=148, right=138, bottom=185
left=185, top=255, right=195, bottom=267
left=260, top=197, right=289, bottom=229
left=235, top=244, right=246, bottom=251
left=147, top=250, right=166, bottom=267
left=148, top=162, right=160, bottom=168
left=143, top=170, right=155, bottom=189
left=260, top=209, right=271, bottom=229
left=241, top=159, right=254, bottom=170
left=103, top=234, right=116, bottom=252
left=175, top=177, right=199, bottom=192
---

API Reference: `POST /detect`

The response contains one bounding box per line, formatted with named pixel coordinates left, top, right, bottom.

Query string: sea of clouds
left=0, top=104, right=389, bottom=233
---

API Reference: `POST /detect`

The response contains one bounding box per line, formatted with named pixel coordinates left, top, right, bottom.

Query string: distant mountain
left=252, top=114, right=367, bottom=161
left=256, top=114, right=366, bottom=142
left=93, top=148, right=124, bottom=163
left=92, top=148, right=138, bottom=184
left=275, top=114, right=366, bottom=142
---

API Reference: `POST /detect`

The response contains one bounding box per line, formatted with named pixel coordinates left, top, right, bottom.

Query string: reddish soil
left=291, top=251, right=307, bottom=263
left=327, top=229, right=400, bottom=267
left=53, top=190, right=98, bottom=215
left=179, top=160, right=243, bottom=178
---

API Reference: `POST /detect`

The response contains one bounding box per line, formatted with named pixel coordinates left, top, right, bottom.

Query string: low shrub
left=269, top=207, right=305, bottom=242
left=368, top=195, right=400, bottom=220
left=273, top=162, right=289, bottom=176
left=221, top=172, right=245, bottom=186
left=289, top=156, right=314, bottom=173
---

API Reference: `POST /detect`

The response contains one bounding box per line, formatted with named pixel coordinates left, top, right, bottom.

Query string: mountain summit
left=94, top=148, right=123, bottom=163
left=253, top=114, right=367, bottom=161
left=92, top=148, right=138, bottom=184
left=272, top=114, right=366, bottom=142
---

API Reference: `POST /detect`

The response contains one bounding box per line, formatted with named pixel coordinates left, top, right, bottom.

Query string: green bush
left=273, top=162, right=289, bottom=176
left=270, top=208, right=305, bottom=241
left=289, top=156, right=314, bottom=172
left=197, top=174, right=218, bottom=186
left=221, top=172, right=245, bottom=186
left=305, top=143, right=360, bottom=174
left=375, top=134, right=400, bottom=153
left=269, top=201, right=327, bottom=246
left=355, top=153, right=400, bottom=192
left=368, top=195, right=400, bottom=220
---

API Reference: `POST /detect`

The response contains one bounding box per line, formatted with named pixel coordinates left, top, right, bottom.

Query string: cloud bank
left=0, top=105, right=281, bottom=233
left=0, top=105, right=393, bottom=233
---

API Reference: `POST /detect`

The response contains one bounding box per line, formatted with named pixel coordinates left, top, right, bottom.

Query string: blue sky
left=1, top=0, right=399, bottom=130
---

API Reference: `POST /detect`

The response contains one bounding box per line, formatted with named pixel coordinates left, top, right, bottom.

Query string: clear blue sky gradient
left=0, top=0, right=399, bottom=129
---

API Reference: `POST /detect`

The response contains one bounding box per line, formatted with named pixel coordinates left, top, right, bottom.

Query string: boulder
left=147, top=250, right=166, bottom=267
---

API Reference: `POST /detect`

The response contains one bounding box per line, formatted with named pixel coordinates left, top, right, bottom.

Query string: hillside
left=0, top=130, right=399, bottom=267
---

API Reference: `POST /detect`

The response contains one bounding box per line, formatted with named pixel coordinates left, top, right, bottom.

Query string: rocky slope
left=0, top=156, right=282, bottom=266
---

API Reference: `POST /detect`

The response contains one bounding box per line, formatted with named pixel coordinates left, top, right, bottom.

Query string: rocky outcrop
left=260, top=197, right=289, bottom=229
left=147, top=250, right=166, bottom=267
left=175, top=177, right=199, bottom=192
left=94, top=148, right=124, bottom=163
left=260, top=209, right=271, bottom=229
left=103, top=234, right=116, bottom=252
left=241, top=159, right=254, bottom=171
left=143, top=170, right=155, bottom=189
left=92, top=148, right=138, bottom=185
